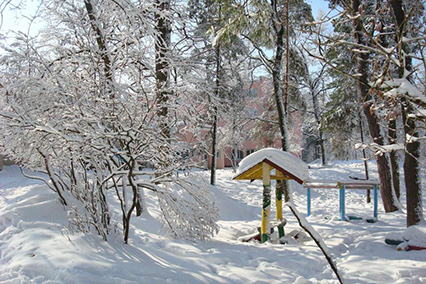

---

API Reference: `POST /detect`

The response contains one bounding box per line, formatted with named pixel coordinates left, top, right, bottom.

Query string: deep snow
left=0, top=160, right=425, bottom=284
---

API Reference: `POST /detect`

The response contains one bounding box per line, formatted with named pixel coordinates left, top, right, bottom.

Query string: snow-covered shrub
left=0, top=0, right=217, bottom=243
left=154, top=176, right=220, bottom=240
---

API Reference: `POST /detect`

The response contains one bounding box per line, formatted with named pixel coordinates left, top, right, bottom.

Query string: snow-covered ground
left=0, top=161, right=425, bottom=284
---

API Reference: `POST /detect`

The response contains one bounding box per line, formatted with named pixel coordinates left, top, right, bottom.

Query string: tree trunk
left=272, top=42, right=288, bottom=151
left=283, top=0, right=292, bottom=202
left=155, top=0, right=171, bottom=139
left=209, top=5, right=224, bottom=185
left=154, top=0, right=172, bottom=179
left=271, top=0, right=291, bottom=201
left=352, top=0, right=398, bottom=212
left=210, top=108, right=218, bottom=185
left=389, top=0, right=424, bottom=226
left=359, top=117, right=370, bottom=203
left=270, top=0, right=288, bottom=152
left=84, top=0, right=113, bottom=97
left=210, top=37, right=221, bottom=185
left=388, top=119, right=400, bottom=200
left=362, top=104, right=398, bottom=212
left=312, top=86, right=326, bottom=166
left=402, top=103, right=423, bottom=226
left=318, top=128, right=327, bottom=166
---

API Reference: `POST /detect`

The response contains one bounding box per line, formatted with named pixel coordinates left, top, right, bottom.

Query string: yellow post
left=261, top=162, right=271, bottom=243
left=276, top=177, right=283, bottom=221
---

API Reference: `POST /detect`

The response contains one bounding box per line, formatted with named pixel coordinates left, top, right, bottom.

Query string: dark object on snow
left=385, top=238, right=404, bottom=246
left=257, top=227, right=274, bottom=234
left=239, top=219, right=287, bottom=243
left=395, top=241, right=426, bottom=251
left=406, top=245, right=426, bottom=251
left=349, top=175, right=367, bottom=180
left=347, top=215, right=363, bottom=220
left=385, top=232, right=405, bottom=247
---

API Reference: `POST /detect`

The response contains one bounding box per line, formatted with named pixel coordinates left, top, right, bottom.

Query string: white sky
left=0, top=0, right=43, bottom=34
left=308, top=0, right=331, bottom=19
left=1, top=0, right=331, bottom=34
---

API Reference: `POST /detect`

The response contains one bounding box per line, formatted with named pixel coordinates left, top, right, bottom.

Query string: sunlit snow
left=0, top=161, right=425, bottom=283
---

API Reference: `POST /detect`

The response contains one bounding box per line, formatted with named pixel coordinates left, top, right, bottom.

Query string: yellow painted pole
left=276, top=180, right=283, bottom=220
left=261, top=162, right=271, bottom=243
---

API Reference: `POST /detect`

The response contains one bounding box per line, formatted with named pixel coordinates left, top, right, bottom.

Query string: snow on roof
left=234, top=148, right=309, bottom=183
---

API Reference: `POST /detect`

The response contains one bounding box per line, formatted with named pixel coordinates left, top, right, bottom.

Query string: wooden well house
left=233, top=148, right=309, bottom=243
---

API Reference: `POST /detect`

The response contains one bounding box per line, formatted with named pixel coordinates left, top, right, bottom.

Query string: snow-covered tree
left=215, top=0, right=313, bottom=151
left=185, top=0, right=252, bottom=183
left=386, top=0, right=424, bottom=226
left=298, top=59, right=329, bottom=164
left=311, top=0, right=424, bottom=220
left=0, top=0, right=219, bottom=243
left=311, top=0, right=398, bottom=212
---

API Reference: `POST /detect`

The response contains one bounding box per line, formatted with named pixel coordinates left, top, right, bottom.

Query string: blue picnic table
left=303, top=180, right=379, bottom=222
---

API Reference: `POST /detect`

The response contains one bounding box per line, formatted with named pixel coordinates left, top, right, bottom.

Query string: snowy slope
left=0, top=161, right=425, bottom=284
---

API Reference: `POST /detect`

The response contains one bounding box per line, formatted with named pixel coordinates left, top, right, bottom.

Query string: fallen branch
left=287, top=201, right=345, bottom=284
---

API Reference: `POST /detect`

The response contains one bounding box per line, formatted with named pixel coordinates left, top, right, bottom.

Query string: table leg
left=340, top=185, right=345, bottom=221
left=307, top=187, right=311, bottom=217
